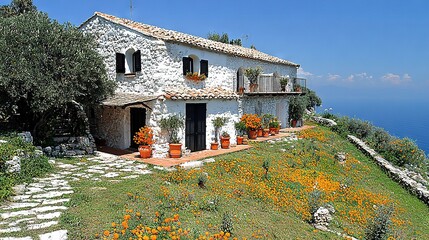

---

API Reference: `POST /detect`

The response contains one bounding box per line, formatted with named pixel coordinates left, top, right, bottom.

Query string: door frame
left=130, top=107, right=147, bottom=149
left=185, top=103, right=207, bottom=152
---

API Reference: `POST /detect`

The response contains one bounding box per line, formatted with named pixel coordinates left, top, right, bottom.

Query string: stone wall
left=348, top=135, right=429, bottom=206
left=242, top=96, right=289, bottom=127
left=80, top=16, right=298, bottom=95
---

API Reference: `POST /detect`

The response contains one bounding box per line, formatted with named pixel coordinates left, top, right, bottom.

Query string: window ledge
left=124, top=73, right=136, bottom=78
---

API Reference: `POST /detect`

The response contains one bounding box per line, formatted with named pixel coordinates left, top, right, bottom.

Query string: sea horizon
left=317, top=97, right=429, bottom=155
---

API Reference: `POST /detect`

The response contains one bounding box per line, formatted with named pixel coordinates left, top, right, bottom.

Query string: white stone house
left=80, top=12, right=305, bottom=158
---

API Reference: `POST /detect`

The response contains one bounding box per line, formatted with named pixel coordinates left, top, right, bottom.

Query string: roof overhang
left=101, top=93, right=158, bottom=109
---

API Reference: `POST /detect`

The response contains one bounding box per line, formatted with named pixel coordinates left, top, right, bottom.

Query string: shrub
left=385, top=138, right=427, bottom=167
left=308, top=189, right=323, bottom=219
left=220, top=212, right=234, bottom=234
left=0, top=133, right=52, bottom=201
left=365, top=204, right=394, bottom=240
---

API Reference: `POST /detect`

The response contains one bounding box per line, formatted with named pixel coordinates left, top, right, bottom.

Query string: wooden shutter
left=182, top=57, right=193, bottom=75
left=116, top=53, right=125, bottom=73
left=200, top=59, right=208, bottom=77
left=133, top=50, right=142, bottom=72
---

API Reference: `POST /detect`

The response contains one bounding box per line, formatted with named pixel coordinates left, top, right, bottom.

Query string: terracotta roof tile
left=88, top=12, right=299, bottom=67
left=164, top=87, right=238, bottom=100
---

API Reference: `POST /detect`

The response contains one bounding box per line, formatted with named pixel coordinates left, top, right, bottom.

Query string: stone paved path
left=0, top=152, right=152, bottom=240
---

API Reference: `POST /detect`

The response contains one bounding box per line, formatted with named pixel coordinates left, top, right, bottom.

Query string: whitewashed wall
left=242, top=96, right=290, bottom=128
left=84, top=16, right=297, bottom=157
left=81, top=16, right=298, bottom=94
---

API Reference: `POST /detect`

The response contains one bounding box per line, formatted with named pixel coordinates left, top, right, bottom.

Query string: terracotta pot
left=262, top=129, right=270, bottom=137
left=269, top=127, right=276, bottom=135
left=238, top=87, right=245, bottom=94
left=169, top=143, right=182, bottom=158
left=211, top=142, right=219, bottom=150
left=138, top=145, right=151, bottom=158
left=291, top=120, right=297, bottom=128
left=275, top=126, right=280, bottom=134
left=236, top=136, right=244, bottom=145
left=248, top=130, right=257, bottom=139
left=257, top=128, right=263, bottom=137
left=220, top=137, right=230, bottom=149
left=249, top=83, right=258, bottom=92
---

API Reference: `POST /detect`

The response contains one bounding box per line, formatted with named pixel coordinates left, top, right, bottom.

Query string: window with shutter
left=133, top=50, right=141, bottom=72
left=116, top=53, right=125, bottom=73
left=182, top=57, right=193, bottom=75
left=200, top=59, right=208, bottom=77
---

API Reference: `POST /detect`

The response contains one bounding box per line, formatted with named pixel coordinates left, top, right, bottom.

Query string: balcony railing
left=239, top=74, right=306, bottom=95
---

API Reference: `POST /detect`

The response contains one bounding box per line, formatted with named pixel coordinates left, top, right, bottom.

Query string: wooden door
left=130, top=108, right=146, bottom=149
left=185, top=104, right=206, bottom=152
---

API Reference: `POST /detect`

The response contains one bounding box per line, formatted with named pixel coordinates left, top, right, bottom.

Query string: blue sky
left=3, top=0, right=428, bottom=102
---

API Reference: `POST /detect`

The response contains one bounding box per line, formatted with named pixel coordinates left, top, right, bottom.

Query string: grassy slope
left=61, top=126, right=429, bottom=239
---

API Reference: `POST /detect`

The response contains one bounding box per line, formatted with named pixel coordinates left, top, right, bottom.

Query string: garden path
left=0, top=152, right=152, bottom=240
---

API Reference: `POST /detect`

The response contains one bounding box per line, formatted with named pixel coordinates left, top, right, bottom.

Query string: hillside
left=1, top=126, right=428, bottom=239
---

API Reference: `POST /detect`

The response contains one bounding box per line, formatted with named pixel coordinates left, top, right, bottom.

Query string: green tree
left=208, top=32, right=242, bottom=46
left=0, top=8, right=115, bottom=140
left=0, top=0, right=36, bottom=17
left=303, top=87, right=322, bottom=110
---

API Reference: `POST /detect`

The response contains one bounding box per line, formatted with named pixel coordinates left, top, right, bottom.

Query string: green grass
left=60, top=126, right=429, bottom=239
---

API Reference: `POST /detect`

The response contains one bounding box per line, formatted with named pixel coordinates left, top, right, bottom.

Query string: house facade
left=80, top=12, right=304, bottom=158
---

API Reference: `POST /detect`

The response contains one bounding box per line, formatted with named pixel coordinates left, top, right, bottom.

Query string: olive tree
left=0, top=1, right=115, bottom=141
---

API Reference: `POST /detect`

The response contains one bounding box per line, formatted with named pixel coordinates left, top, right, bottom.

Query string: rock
left=313, top=207, right=333, bottom=230
left=39, top=229, right=68, bottom=240
left=44, top=146, right=52, bottom=155
left=18, top=132, right=33, bottom=144
left=0, top=139, right=8, bottom=144
left=335, top=152, right=347, bottom=163
left=313, top=116, right=337, bottom=127
left=6, top=156, right=21, bottom=174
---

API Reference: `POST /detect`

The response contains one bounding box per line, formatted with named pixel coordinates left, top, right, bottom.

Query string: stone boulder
left=313, top=207, right=333, bottom=230
left=6, top=156, right=21, bottom=174
left=18, top=131, right=33, bottom=144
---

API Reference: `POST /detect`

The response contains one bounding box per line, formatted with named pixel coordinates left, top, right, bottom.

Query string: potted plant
left=293, top=83, right=302, bottom=92
left=211, top=117, right=228, bottom=150
left=220, top=131, right=231, bottom=149
left=159, top=114, right=184, bottom=158
left=234, top=121, right=246, bottom=145
left=280, top=77, right=289, bottom=92
left=269, top=119, right=280, bottom=135
left=133, top=126, right=154, bottom=158
left=245, top=67, right=262, bottom=92
left=288, top=96, right=306, bottom=128
left=240, top=114, right=261, bottom=139
left=261, top=114, right=273, bottom=137
left=186, top=72, right=207, bottom=81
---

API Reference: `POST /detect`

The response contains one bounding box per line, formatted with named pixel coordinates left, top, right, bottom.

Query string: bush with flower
left=240, top=114, right=261, bottom=131
left=133, top=126, right=154, bottom=145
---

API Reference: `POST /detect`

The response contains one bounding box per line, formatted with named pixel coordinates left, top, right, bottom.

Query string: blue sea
left=318, top=97, right=429, bottom=155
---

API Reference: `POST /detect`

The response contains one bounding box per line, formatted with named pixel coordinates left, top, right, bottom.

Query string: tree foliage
left=207, top=32, right=243, bottom=46
left=0, top=0, right=36, bottom=17
left=303, top=87, right=322, bottom=110
left=0, top=2, right=115, bottom=139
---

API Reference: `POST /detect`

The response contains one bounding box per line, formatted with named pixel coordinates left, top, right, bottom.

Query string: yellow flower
left=103, top=230, right=110, bottom=237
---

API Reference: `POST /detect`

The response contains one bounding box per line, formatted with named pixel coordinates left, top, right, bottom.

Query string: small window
left=116, top=49, right=141, bottom=74
left=182, top=55, right=208, bottom=77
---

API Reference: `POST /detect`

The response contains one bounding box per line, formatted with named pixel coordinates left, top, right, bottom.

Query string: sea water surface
left=319, top=97, right=429, bottom=155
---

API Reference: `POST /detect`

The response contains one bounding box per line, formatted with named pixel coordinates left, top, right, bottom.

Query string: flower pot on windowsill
left=169, top=143, right=182, bottom=158
left=211, top=142, right=219, bottom=150
left=138, top=145, right=152, bottom=158
left=220, top=137, right=230, bottom=149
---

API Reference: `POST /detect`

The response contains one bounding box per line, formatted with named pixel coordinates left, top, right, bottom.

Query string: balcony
left=238, top=74, right=307, bottom=96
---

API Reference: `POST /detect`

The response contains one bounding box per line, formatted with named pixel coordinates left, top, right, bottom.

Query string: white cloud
left=327, top=73, right=341, bottom=81
left=381, top=73, right=412, bottom=85
left=297, top=67, right=313, bottom=78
